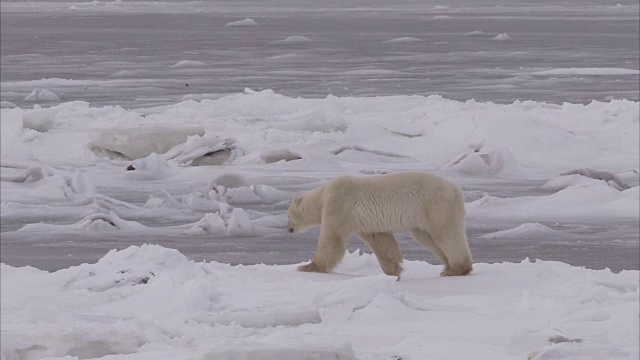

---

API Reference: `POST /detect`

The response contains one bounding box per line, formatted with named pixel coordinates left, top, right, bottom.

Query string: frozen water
left=1, top=91, right=638, bottom=273
left=491, top=33, right=513, bottom=41
left=1, top=0, right=638, bottom=108
left=225, top=18, right=259, bottom=27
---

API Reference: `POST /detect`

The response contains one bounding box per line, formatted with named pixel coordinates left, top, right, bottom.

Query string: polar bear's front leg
left=298, top=225, right=349, bottom=273
left=358, top=232, right=403, bottom=277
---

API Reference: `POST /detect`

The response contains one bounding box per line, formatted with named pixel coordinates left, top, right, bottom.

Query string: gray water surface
left=2, top=0, right=639, bottom=108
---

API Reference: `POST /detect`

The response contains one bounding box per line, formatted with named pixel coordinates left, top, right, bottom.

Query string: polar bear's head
left=287, top=193, right=321, bottom=233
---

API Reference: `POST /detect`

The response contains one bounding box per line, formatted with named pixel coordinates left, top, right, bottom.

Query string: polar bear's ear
left=294, top=195, right=303, bottom=206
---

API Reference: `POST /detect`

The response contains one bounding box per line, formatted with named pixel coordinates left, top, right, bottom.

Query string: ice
left=4, top=91, right=635, bottom=176
left=184, top=212, right=227, bottom=235
left=432, top=15, right=452, bottom=20
left=226, top=208, right=256, bottom=236
left=225, top=18, right=258, bottom=27
left=24, top=88, right=60, bottom=102
left=275, top=36, right=312, bottom=43
left=211, top=172, right=247, bottom=188
left=480, top=223, right=569, bottom=240
left=19, top=211, right=147, bottom=232
left=542, top=170, right=631, bottom=191
left=1, top=245, right=637, bottom=360
left=464, top=31, right=486, bottom=37
left=160, top=134, right=242, bottom=166
left=467, top=181, right=639, bottom=221
left=213, top=183, right=290, bottom=206
left=170, top=60, right=206, bottom=68
left=124, top=153, right=174, bottom=181
left=1, top=101, right=17, bottom=108
left=260, top=148, right=302, bottom=163
left=445, top=145, right=519, bottom=176
left=383, top=37, right=422, bottom=43
left=89, top=126, right=205, bottom=160
left=492, top=33, right=513, bottom=41
left=533, top=68, right=640, bottom=76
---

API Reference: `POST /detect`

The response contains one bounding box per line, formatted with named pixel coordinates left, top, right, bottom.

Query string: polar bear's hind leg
left=359, top=232, right=403, bottom=277
left=431, top=226, right=473, bottom=276
left=410, top=229, right=451, bottom=271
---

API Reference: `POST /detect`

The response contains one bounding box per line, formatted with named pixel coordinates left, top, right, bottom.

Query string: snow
left=479, top=223, right=569, bottom=240
left=225, top=18, right=258, bottom=27
left=383, top=37, right=422, bottom=43
left=464, top=31, right=486, bottom=37
left=170, top=60, right=207, bottom=68
left=24, top=88, right=61, bottom=102
left=275, top=35, right=312, bottom=43
left=532, top=68, right=640, bottom=76
left=1, top=245, right=637, bottom=360
left=1, top=89, right=637, bottom=193
left=492, top=33, right=513, bottom=41
left=1, top=89, right=638, bottom=359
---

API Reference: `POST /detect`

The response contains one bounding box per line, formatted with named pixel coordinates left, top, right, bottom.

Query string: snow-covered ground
left=1, top=0, right=639, bottom=359
left=1, top=90, right=638, bottom=359
left=2, top=244, right=638, bottom=360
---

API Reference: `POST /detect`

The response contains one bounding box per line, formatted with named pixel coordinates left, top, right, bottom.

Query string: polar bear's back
left=324, top=172, right=464, bottom=233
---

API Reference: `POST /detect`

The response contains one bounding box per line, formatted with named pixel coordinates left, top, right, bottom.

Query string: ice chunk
left=211, top=172, right=247, bottom=188
left=18, top=211, right=147, bottom=232
left=225, top=18, right=258, bottom=27
left=480, top=223, right=569, bottom=239
left=24, top=88, right=61, bottom=102
left=124, top=153, right=173, bottom=180
left=213, top=183, right=291, bottom=205
left=383, top=37, right=422, bottom=43
left=275, top=35, right=311, bottom=43
left=446, top=146, right=519, bottom=176
left=170, top=60, right=206, bottom=68
left=260, top=148, right=302, bottom=163
left=161, top=133, right=242, bottom=166
left=184, top=212, right=227, bottom=235
left=532, top=68, right=640, bottom=76
left=559, top=168, right=630, bottom=190
left=22, top=106, right=62, bottom=132
left=89, top=126, right=205, bottom=160
left=226, top=208, right=255, bottom=236
left=1, top=101, right=17, bottom=108
left=464, top=30, right=486, bottom=37
left=492, top=33, right=512, bottom=41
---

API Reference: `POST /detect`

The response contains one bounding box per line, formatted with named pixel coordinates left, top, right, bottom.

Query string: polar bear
left=287, top=171, right=473, bottom=277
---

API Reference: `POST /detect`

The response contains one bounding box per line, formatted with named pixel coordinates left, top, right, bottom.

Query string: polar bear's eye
left=294, top=196, right=302, bottom=206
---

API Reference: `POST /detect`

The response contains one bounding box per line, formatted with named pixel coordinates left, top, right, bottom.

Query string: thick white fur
left=287, top=172, right=473, bottom=277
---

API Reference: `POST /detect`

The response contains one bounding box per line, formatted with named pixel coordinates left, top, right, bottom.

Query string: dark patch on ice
left=548, top=335, right=583, bottom=344
left=330, top=145, right=412, bottom=159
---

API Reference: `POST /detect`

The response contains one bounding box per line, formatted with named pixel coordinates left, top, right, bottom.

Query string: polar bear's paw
left=440, top=264, right=473, bottom=277
left=297, top=262, right=329, bottom=273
